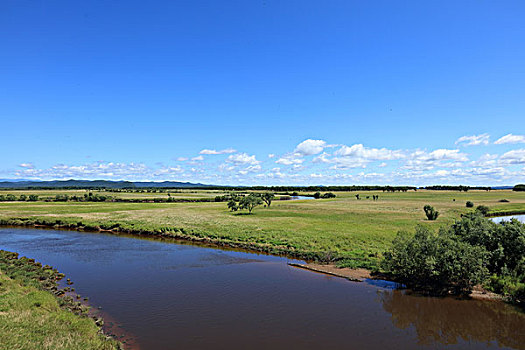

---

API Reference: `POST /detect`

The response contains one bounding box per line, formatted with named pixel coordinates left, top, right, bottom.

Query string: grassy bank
left=0, top=250, right=120, bottom=350
left=1, top=189, right=524, bottom=268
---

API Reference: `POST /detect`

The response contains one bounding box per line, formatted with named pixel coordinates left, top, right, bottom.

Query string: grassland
left=0, top=252, right=119, bottom=350
left=1, top=189, right=525, bottom=268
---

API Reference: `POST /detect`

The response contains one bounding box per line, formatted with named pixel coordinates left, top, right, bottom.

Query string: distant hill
left=0, top=179, right=215, bottom=189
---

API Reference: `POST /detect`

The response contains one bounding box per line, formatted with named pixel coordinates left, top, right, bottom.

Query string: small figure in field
left=366, top=196, right=370, bottom=199
left=355, top=194, right=360, bottom=200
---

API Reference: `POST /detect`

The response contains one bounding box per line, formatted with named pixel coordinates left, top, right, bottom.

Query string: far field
left=1, top=189, right=524, bottom=267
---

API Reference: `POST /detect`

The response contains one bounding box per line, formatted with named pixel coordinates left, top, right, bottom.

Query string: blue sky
left=1, top=0, right=524, bottom=185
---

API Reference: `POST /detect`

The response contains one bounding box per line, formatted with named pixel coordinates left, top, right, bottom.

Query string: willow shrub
left=382, top=225, right=488, bottom=295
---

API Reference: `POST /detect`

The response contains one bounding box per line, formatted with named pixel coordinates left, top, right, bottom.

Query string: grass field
left=1, top=189, right=524, bottom=268
left=0, top=264, right=119, bottom=350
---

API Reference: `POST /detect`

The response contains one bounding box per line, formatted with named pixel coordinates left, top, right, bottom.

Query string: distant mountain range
left=0, top=179, right=215, bottom=189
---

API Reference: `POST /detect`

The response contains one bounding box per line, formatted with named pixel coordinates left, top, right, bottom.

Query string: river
left=0, top=227, right=524, bottom=350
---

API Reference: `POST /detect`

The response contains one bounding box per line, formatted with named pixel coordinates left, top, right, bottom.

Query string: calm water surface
left=491, top=214, right=525, bottom=223
left=1, top=228, right=524, bottom=350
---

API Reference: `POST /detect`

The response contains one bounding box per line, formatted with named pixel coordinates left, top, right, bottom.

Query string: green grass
left=0, top=254, right=120, bottom=350
left=1, top=189, right=525, bottom=268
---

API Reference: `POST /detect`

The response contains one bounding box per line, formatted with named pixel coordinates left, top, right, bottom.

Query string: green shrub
left=476, top=205, right=490, bottom=216
left=423, top=205, right=439, bottom=220
left=466, top=201, right=474, bottom=208
left=382, top=225, right=488, bottom=295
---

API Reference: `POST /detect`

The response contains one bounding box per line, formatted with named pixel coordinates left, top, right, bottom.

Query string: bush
left=423, top=205, right=439, bottom=220
left=466, top=201, right=474, bottom=208
left=383, top=212, right=525, bottom=301
left=476, top=205, right=490, bottom=216
left=313, top=192, right=321, bottom=199
left=382, top=225, right=488, bottom=295
left=321, top=192, right=336, bottom=199
left=499, top=199, right=509, bottom=203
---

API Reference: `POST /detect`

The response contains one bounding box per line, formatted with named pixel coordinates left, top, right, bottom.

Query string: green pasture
left=1, top=189, right=524, bottom=267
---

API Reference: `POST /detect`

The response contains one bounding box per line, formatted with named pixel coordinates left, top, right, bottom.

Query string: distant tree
left=321, top=192, right=336, bottom=199
left=423, top=205, right=439, bottom=220
left=6, top=194, right=16, bottom=201
left=28, top=194, right=39, bottom=201
left=513, top=184, right=525, bottom=192
left=18, top=194, right=27, bottom=201
left=466, top=201, right=474, bottom=208
left=314, top=192, right=321, bottom=199
left=239, top=194, right=263, bottom=214
left=261, top=192, right=275, bottom=207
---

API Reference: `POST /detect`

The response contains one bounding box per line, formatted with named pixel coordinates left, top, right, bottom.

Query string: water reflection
left=380, top=290, right=525, bottom=349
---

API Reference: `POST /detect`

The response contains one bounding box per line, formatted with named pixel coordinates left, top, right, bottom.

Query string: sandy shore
left=290, top=263, right=503, bottom=301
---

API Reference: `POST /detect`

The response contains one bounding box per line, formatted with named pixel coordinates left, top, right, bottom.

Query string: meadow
left=1, top=189, right=524, bottom=268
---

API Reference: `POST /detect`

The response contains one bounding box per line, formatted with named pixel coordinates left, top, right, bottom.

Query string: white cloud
left=268, top=154, right=275, bottom=158
left=176, top=157, right=188, bottom=161
left=275, top=155, right=304, bottom=165
left=191, top=155, right=204, bottom=161
left=494, top=134, right=525, bottom=145
left=500, top=149, right=525, bottom=164
left=19, top=163, right=34, bottom=169
left=334, top=144, right=404, bottom=160
left=226, top=153, right=260, bottom=165
left=403, top=149, right=468, bottom=170
left=199, top=148, right=236, bottom=155
left=294, top=139, right=327, bottom=156
left=455, top=133, right=490, bottom=146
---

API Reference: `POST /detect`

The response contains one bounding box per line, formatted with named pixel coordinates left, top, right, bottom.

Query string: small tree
left=423, top=205, right=439, bottom=220
left=18, top=194, right=27, bottom=201
left=313, top=192, right=321, bottom=199
left=261, top=192, right=275, bottom=207
left=239, top=194, right=263, bottom=214
left=466, top=201, right=474, bottom=208
left=28, top=194, right=39, bottom=201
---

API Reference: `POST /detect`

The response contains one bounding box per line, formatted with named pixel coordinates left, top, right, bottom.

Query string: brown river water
left=1, top=227, right=524, bottom=350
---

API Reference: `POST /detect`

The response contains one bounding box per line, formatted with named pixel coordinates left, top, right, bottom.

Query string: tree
left=227, top=199, right=238, bottom=211
left=423, top=205, right=439, bottom=220
left=18, top=194, right=27, bottom=201
left=261, top=192, right=275, bottom=207
left=239, top=194, right=263, bottom=214
left=313, top=192, right=321, bottom=199
left=513, top=184, right=525, bottom=192
left=466, top=201, right=474, bottom=208
left=28, top=194, right=39, bottom=201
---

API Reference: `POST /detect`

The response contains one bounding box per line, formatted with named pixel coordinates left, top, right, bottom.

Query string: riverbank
left=1, top=220, right=507, bottom=305
left=294, top=262, right=504, bottom=302
left=0, top=250, right=120, bottom=350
